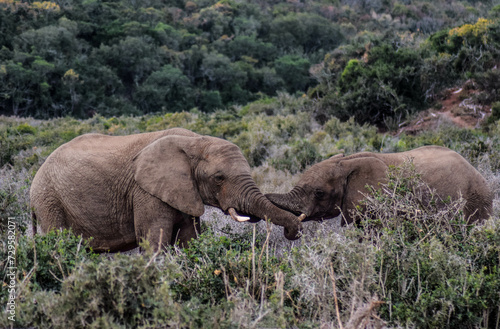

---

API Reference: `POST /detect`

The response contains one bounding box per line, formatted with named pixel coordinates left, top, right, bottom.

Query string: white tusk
left=298, top=213, right=307, bottom=222
left=228, top=208, right=250, bottom=222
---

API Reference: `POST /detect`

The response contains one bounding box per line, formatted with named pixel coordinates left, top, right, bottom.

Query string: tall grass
left=1, top=112, right=499, bottom=328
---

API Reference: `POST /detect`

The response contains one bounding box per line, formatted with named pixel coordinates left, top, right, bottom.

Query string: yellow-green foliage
left=448, top=17, right=494, bottom=47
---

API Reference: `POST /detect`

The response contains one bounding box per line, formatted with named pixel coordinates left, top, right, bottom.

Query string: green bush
left=474, top=69, right=500, bottom=104
left=337, top=43, right=425, bottom=127
left=173, top=225, right=288, bottom=304
left=0, top=168, right=31, bottom=227
left=489, top=101, right=500, bottom=124
left=355, top=162, right=500, bottom=328
left=4, top=225, right=300, bottom=328
left=274, top=55, right=313, bottom=93
left=15, top=123, right=37, bottom=135
left=15, top=229, right=99, bottom=292
left=271, top=139, right=323, bottom=173
left=0, top=127, right=36, bottom=167
left=13, top=250, right=183, bottom=329
left=286, top=223, right=381, bottom=327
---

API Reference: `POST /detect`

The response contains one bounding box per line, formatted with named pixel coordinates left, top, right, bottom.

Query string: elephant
left=266, top=146, right=493, bottom=225
left=30, top=128, right=303, bottom=252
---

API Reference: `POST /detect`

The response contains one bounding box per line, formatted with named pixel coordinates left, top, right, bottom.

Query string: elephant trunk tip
left=284, top=224, right=303, bottom=240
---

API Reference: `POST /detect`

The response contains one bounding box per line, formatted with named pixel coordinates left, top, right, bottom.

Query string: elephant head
left=133, top=134, right=303, bottom=240
left=265, top=154, right=388, bottom=224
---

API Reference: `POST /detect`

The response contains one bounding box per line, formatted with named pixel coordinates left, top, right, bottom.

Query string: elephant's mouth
left=283, top=209, right=334, bottom=223
left=304, top=215, right=336, bottom=222
left=227, top=208, right=261, bottom=223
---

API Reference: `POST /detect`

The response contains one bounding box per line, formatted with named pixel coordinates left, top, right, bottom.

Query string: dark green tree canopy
left=0, top=0, right=497, bottom=120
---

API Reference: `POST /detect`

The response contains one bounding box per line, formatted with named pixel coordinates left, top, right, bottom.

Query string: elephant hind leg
left=31, top=211, right=37, bottom=236
left=463, top=187, right=493, bottom=223
left=464, top=201, right=492, bottom=223
left=35, top=199, right=70, bottom=233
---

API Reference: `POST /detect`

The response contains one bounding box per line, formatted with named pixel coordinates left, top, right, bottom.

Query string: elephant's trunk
left=233, top=178, right=302, bottom=240
left=266, top=188, right=305, bottom=217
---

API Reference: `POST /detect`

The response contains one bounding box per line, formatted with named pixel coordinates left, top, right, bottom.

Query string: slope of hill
left=2, top=0, right=500, bottom=130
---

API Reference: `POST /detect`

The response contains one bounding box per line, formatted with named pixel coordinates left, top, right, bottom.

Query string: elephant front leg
left=133, top=190, right=179, bottom=251
left=173, top=214, right=201, bottom=248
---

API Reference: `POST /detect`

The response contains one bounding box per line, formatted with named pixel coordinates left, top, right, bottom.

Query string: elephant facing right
left=266, top=146, right=493, bottom=225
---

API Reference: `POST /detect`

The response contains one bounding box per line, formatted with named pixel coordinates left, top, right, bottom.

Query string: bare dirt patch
left=398, top=83, right=491, bottom=135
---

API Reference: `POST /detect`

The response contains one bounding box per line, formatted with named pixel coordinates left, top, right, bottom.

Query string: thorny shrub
left=354, top=161, right=500, bottom=328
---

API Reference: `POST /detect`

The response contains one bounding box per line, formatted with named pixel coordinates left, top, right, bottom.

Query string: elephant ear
left=339, top=156, right=388, bottom=213
left=329, top=153, right=344, bottom=160
left=133, top=135, right=205, bottom=217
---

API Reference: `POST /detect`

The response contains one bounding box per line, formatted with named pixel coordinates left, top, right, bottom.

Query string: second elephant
left=266, top=146, right=493, bottom=224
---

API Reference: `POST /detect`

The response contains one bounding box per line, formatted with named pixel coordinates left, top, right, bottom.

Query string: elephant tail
left=31, top=210, right=37, bottom=237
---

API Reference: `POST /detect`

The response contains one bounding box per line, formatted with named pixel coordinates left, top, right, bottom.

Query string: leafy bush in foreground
left=356, top=162, right=500, bottom=328
left=15, top=229, right=99, bottom=291
left=14, top=250, right=184, bottom=328
left=1, top=114, right=500, bottom=328
left=2, top=226, right=297, bottom=328
left=1, top=164, right=499, bottom=328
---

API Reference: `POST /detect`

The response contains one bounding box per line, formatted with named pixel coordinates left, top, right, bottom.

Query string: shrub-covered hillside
left=2, top=0, right=500, bottom=327
left=1, top=108, right=499, bottom=327
left=2, top=0, right=500, bottom=128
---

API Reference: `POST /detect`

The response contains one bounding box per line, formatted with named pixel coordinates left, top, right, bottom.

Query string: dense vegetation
left=2, top=0, right=500, bottom=128
left=0, top=111, right=499, bottom=328
left=2, top=0, right=500, bottom=327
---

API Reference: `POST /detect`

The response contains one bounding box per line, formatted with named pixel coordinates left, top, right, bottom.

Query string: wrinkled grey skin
left=266, top=146, right=492, bottom=224
left=30, top=128, right=302, bottom=252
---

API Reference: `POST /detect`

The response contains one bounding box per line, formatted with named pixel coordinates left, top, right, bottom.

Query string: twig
left=251, top=224, right=256, bottom=295
left=48, top=269, right=64, bottom=283
left=250, top=309, right=271, bottom=328
left=221, top=265, right=232, bottom=299
left=75, top=236, right=83, bottom=257
left=329, top=262, right=344, bottom=329
left=360, top=300, right=385, bottom=329
left=21, top=265, right=37, bottom=286
left=258, top=216, right=271, bottom=265
left=275, top=270, right=285, bottom=309
left=55, top=254, right=67, bottom=280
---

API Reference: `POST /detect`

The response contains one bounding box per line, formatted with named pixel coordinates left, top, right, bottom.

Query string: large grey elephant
left=30, top=128, right=302, bottom=252
left=266, top=146, right=492, bottom=224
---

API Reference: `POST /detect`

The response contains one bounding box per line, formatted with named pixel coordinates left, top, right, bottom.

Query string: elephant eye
left=314, top=190, right=325, bottom=200
left=213, top=173, right=225, bottom=184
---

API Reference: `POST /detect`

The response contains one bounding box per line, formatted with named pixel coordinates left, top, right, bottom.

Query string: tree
left=219, top=35, right=277, bottom=64
left=332, top=43, right=424, bottom=127
left=201, top=52, right=248, bottom=103
left=62, top=68, right=80, bottom=114
left=152, top=22, right=183, bottom=50
left=134, top=65, right=194, bottom=113
left=93, top=36, right=161, bottom=88
left=274, top=55, right=312, bottom=93
left=200, top=90, right=222, bottom=112
left=0, top=61, right=38, bottom=116
left=14, top=18, right=81, bottom=64
left=269, top=12, right=344, bottom=54
left=74, top=61, right=137, bottom=117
